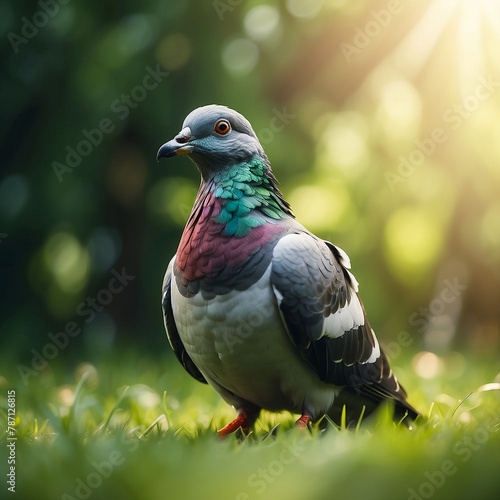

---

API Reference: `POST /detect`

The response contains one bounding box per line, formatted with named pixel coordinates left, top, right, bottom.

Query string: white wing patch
left=334, top=245, right=351, bottom=268
left=332, top=245, right=359, bottom=293
left=273, top=285, right=284, bottom=305
left=362, top=329, right=381, bottom=364
left=323, top=288, right=365, bottom=338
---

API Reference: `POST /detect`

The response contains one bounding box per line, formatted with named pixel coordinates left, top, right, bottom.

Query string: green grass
left=1, top=350, right=500, bottom=500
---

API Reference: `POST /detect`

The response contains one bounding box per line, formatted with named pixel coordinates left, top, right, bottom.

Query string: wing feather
left=271, top=232, right=418, bottom=417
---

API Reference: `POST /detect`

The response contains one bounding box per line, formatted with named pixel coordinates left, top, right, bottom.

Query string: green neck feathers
left=211, top=158, right=293, bottom=237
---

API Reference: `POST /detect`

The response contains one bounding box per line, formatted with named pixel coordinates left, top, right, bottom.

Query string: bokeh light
left=221, top=38, right=259, bottom=75
left=384, top=207, right=443, bottom=285
left=412, top=351, right=445, bottom=379
left=42, top=232, right=90, bottom=294
left=0, top=174, right=30, bottom=217
left=244, top=5, right=281, bottom=44
left=287, top=0, right=323, bottom=19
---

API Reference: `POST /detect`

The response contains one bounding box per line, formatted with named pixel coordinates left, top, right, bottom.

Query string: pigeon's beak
left=157, top=127, right=193, bottom=161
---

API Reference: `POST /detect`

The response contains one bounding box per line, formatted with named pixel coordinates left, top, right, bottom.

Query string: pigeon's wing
left=270, top=232, right=414, bottom=412
left=162, top=256, right=207, bottom=384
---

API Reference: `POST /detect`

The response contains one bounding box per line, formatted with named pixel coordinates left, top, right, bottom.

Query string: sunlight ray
left=390, top=0, right=458, bottom=79
left=482, top=1, right=500, bottom=40
left=457, top=1, right=485, bottom=97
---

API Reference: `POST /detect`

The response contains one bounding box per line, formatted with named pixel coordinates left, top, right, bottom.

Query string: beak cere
left=156, top=127, right=193, bottom=161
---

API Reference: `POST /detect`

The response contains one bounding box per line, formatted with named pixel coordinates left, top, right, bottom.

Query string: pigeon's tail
left=325, top=385, right=421, bottom=428
left=395, top=396, right=421, bottom=422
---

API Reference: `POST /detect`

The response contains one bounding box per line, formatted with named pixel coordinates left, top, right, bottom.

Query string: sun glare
left=375, top=0, right=500, bottom=98
left=453, top=0, right=500, bottom=39
left=455, top=0, right=500, bottom=95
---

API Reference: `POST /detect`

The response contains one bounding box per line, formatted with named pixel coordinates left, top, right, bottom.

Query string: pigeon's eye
left=214, top=119, right=231, bottom=136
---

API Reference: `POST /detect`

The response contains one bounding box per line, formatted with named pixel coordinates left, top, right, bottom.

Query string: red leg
left=217, top=405, right=260, bottom=438
left=217, top=414, right=249, bottom=438
left=295, top=414, right=311, bottom=429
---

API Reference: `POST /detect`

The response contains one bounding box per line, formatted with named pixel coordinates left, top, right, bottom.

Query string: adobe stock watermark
left=235, top=437, right=306, bottom=499
left=17, top=267, right=135, bottom=384
left=6, top=390, right=17, bottom=494
left=407, top=407, right=498, bottom=500
left=340, top=0, right=408, bottom=64
left=382, top=276, right=467, bottom=361
left=52, top=65, right=169, bottom=182
left=385, top=75, right=500, bottom=192
left=61, top=435, right=139, bottom=500
left=408, top=277, right=467, bottom=335
left=7, top=0, right=70, bottom=54
left=213, top=0, right=244, bottom=21
left=257, top=107, right=296, bottom=145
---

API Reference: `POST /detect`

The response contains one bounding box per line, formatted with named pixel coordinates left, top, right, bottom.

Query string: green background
left=1, top=1, right=500, bottom=499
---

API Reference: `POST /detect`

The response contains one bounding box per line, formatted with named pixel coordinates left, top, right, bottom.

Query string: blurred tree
left=1, top=0, right=499, bottom=370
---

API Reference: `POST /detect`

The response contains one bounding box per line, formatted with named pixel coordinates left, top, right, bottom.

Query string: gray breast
left=170, top=265, right=339, bottom=417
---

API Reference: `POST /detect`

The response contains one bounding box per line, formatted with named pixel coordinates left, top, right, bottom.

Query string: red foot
left=217, top=415, right=249, bottom=438
left=295, top=414, right=311, bottom=429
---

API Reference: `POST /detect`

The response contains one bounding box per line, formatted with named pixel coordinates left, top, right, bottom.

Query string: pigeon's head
left=157, top=105, right=267, bottom=177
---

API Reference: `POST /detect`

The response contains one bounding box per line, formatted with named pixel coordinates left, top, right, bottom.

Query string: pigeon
left=157, top=105, right=420, bottom=437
